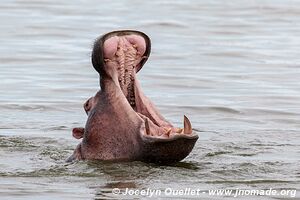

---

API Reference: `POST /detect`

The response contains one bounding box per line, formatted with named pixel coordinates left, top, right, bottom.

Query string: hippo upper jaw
left=96, top=30, right=198, bottom=137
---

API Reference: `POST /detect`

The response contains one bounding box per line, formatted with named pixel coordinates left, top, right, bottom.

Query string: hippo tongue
left=97, top=31, right=196, bottom=139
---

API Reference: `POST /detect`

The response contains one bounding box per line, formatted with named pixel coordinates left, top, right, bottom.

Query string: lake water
left=0, top=0, right=299, bottom=199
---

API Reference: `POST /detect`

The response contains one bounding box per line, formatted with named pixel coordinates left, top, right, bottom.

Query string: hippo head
left=68, top=30, right=198, bottom=163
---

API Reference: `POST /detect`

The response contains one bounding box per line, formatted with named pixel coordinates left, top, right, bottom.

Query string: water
left=0, top=0, right=299, bottom=199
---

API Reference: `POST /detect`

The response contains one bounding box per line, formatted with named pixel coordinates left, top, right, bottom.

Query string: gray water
left=0, top=0, right=299, bottom=199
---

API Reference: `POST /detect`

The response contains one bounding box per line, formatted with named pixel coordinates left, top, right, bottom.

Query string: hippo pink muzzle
left=68, top=30, right=198, bottom=163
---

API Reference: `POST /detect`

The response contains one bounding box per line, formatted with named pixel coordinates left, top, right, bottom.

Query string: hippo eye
left=84, top=101, right=89, bottom=109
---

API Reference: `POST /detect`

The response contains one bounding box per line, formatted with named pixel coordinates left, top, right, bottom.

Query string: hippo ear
left=72, top=128, right=84, bottom=139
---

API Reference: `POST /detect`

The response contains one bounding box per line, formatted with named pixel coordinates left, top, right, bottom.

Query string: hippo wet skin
left=68, top=30, right=198, bottom=163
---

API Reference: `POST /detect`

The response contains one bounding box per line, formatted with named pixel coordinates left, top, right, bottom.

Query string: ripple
left=243, top=108, right=299, bottom=116
left=162, top=105, right=242, bottom=114
left=234, top=153, right=257, bottom=157
left=206, top=179, right=295, bottom=184
left=43, top=126, right=69, bottom=131
left=205, top=151, right=233, bottom=157
left=0, top=103, right=75, bottom=112
left=140, top=20, right=188, bottom=28
left=0, top=136, right=37, bottom=148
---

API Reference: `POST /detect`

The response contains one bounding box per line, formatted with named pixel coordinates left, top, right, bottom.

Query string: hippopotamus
left=68, top=30, right=198, bottom=163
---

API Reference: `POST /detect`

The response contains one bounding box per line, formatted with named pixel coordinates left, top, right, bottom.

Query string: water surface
left=0, top=0, right=299, bottom=199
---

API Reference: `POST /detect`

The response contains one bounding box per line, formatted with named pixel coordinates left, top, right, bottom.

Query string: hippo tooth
left=184, top=115, right=192, bottom=134
left=145, top=118, right=151, bottom=135
left=165, top=128, right=172, bottom=137
left=176, top=128, right=183, bottom=134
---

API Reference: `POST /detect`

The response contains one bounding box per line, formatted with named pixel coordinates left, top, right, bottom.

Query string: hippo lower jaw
left=69, top=30, right=198, bottom=163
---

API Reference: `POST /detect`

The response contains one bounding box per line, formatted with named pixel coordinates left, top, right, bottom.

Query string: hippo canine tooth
left=145, top=118, right=151, bottom=135
left=184, top=115, right=192, bottom=135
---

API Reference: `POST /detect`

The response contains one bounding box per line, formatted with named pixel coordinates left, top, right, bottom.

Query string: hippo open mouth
left=69, top=30, right=198, bottom=163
